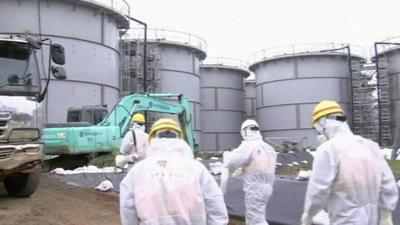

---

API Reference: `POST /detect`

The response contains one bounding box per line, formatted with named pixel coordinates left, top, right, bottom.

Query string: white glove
left=301, top=213, right=312, bottom=225
left=317, top=134, right=327, bottom=146
left=222, top=151, right=231, bottom=166
left=232, top=167, right=243, bottom=177
left=379, top=209, right=393, bottom=225
left=115, top=153, right=138, bottom=169
left=126, top=153, right=139, bottom=163
left=220, top=167, right=229, bottom=194
left=313, top=210, right=330, bottom=225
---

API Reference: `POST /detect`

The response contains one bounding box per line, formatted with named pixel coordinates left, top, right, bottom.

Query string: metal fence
left=249, top=43, right=365, bottom=64
left=123, top=28, right=207, bottom=53
left=201, top=57, right=249, bottom=71
left=371, top=36, right=400, bottom=57
left=83, top=0, right=130, bottom=15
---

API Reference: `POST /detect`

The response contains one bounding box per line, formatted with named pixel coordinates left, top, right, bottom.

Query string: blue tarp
left=225, top=177, right=400, bottom=225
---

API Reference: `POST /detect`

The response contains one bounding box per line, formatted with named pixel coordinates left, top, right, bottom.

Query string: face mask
left=241, top=126, right=262, bottom=140
left=314, top=117, right=328, bottom=139
left=133, top=123, right=145, bottom=131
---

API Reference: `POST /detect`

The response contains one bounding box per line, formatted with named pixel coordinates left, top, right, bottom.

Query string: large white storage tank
left=0, top=0, right=129, bottom=123
left=121, top=29, right=207, bottom=141
left=249, top=44, right=364, bottom=147
left=200, top=58, right=249, bottom=151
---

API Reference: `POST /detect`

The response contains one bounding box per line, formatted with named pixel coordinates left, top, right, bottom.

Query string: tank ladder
left=377, top=57, right=392, bottom=146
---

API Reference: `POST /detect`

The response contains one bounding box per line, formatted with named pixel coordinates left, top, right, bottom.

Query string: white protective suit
left=120, top=124, right=149, bottom=160
left=225, top=131, right=277, bottom=225
left=120, top=138, right=229, bottom=225
left=303, top=120, right=399, bottom=225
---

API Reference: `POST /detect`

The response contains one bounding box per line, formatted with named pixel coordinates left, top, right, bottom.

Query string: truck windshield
left=0, top=41, right=41, bottom=95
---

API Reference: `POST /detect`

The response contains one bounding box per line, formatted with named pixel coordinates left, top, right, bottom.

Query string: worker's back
left=120, top=138, right=228, bottom=225
left=133, top=154, right=206, bottom=224
left=318, top=132, right=389, bottom=224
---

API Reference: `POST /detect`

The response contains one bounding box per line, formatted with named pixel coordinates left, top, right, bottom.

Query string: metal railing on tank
left=371, top=36, right=400, bottom=57
left=249, top=43, right=365, bottom=64
left=201, top=57, right=249, bottom=71
left=123, top=28, right=207, bottom=53
left=85, top=0, right=130, bottom=15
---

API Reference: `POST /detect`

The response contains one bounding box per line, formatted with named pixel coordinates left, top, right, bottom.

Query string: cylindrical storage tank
left=0, top=0, right=129, bottom=123
left=123, top=29, right=207, bottom=142
left=374, top=42, right=400, bottom=147
left=244, top=79, right=257, bottom=120
left=200, top=58, right=250, bottom=151
left=249, top=44, right=364, bottom=148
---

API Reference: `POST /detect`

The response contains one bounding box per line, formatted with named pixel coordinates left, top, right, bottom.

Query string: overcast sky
left=128, top=0, right=400, bottom=62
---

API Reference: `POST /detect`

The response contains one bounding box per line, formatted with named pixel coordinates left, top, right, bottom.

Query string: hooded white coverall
left=120, top=126, right=149, bottom=160
left=304, top=123, right=399, bottom=225
left=120, top=138, right=229, bottom=225
left=225, top=135, right=277, bottom=225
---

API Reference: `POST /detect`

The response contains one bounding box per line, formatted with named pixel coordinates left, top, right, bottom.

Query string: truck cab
left=0, top=35, right=66, bottom=197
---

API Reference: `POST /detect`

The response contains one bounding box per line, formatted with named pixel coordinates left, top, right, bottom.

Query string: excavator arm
left=44, top=93, right=198, bottom=155
left=119, top=93, right=197, bottom=151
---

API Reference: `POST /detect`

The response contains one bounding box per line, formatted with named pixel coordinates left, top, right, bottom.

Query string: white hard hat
left=241, top=119, right=259, bottom=131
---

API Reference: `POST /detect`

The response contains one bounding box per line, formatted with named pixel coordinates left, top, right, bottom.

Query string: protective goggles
left=313, top=114, right=346, bottom=134
left=249, top=126, right=259, bottom=131
left=155, top=129, right=181, bottom=139
left=243, top=126, right=260, bottom=131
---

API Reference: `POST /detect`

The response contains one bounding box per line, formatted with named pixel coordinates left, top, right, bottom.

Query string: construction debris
left=50, top=165, right=116, bottom=175
left=296, top=170, right=312, bottom=181
left=95, top=180, right=114, bottom=192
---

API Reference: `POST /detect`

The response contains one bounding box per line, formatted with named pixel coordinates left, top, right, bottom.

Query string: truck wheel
left=4, top=168, right=41, bottom=198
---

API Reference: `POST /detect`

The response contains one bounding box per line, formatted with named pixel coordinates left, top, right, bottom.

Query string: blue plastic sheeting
left=225, top=177, right=307, bottom=225
left=58, top=172, right=126, bottom=192
left=225, top=177, right=400, bottom=225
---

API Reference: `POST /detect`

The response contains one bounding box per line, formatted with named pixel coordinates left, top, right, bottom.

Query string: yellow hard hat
left=132, top=113, right=145, bottom=123
left=149, top=118, right=182, bottom=141
left=312, top=100, right=344, bottom=125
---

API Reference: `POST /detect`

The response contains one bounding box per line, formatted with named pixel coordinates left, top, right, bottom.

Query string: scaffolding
left=351, top=61, right=379, bottom=142
left=351, top=54, right=393, bottom=146
left=120, top=39, right=160, bottom=97
left=377, top=56, right=393, bottom=146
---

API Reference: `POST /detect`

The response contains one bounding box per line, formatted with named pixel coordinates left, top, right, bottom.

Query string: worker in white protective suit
left=302, top=100, right=399, bottom=225
left=120, top=118, right=229, bottom=225
left=116, top=113, right=149, bottom=169
left=223, top=119, right=277, bottom=225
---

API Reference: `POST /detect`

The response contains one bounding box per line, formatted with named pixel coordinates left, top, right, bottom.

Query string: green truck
left=0, top=34, right=66, bottom=197
left=43, top=93, right=198, bottom=156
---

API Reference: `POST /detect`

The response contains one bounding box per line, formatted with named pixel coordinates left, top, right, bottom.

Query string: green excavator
left=43, top=93, right=197, bottom=155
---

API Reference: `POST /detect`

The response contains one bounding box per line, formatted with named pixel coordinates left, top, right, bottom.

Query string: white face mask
left=314, top=117, right=327, bottom=136
left=241, top=126, right=262, bottom=140
left=314, top=117, right=348, bottom=140
left=132, top=123, right=145, bottom=132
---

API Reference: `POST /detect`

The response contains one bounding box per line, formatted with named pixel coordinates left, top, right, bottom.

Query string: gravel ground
left=0, top=173, right=245, bottom=225
left=0, top=174, right=120, bottom=225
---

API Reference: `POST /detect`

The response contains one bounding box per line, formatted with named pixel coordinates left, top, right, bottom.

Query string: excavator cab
left=67, top=106, right=108, bottom=125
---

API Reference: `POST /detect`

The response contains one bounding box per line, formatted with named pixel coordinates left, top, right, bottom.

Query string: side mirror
left=51, top=66, right=67, bottom=80
left=26, top=36, right=42, bottom=49
left=51, top=44, right=65, bottom=65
